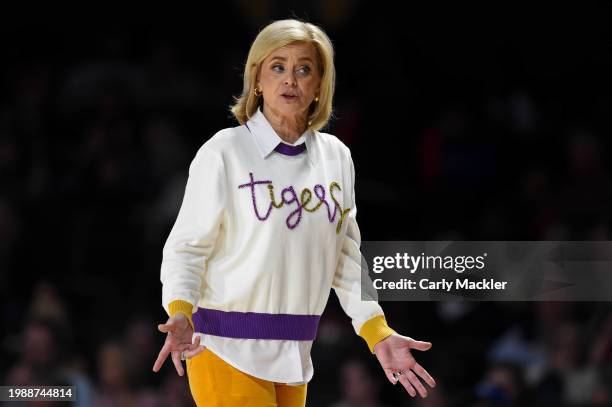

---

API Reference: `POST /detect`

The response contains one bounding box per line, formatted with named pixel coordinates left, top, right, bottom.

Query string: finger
left=158, top=322, right=173, bottom=333
left=406, top=370, right=428, bottom=398
left=398, top=374, right=417, bottom=397
left=184, top=345, right=206, bottom=359
left=160, top=317, right=182, bottom=331
left=185, top=336, right=201, bottom=351
left=174, top=342, right=193, bottom=353
left=185, top=341, right=200, bottom=351
left=171, top=351, right=185, bottom=376
left=413, top=363, right=436, bottom=388
left=409, top=339, right=432, bottom=351
left=383, top=368, right=399, bottom=385
left=152, top=343, right=171, bottom=372
left=182, top=335, right=204, bottom=358
left=192, top=334, right=202, bottom=346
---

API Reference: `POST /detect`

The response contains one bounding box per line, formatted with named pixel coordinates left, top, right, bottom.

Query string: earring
left=254, top=86, right=262, bottom=97
left=314, top=95, right=319, bottom=102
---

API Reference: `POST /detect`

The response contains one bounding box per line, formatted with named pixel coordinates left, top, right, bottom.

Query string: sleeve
left=160, top=144, right=226, bottom=330
left=332, top=150, right=396, bottom=353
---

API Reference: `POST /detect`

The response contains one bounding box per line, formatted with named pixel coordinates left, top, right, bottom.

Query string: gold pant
left=186, top=348, right=307, bottom=407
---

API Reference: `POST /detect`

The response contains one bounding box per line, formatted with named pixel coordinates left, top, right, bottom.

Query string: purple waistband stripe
left=192, top=308, right=321, bottom=340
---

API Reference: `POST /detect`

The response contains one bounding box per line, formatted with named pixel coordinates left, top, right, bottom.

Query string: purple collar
left=274, top=142, right=306, bottom=156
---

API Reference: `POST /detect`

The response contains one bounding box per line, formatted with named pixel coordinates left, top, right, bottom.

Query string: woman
left=152, top=19, right=436, bottom=406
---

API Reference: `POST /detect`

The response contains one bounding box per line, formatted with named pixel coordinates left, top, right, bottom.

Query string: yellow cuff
left=168, top=300, right=195, bottom=331
left=358, top=315, right=396, bottom=353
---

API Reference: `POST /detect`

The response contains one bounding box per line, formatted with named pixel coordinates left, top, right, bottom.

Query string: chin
left=274, top=103, right=306, bottom=115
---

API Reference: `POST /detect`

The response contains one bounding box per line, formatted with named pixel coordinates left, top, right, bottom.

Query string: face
left=257, top=41, right=322, bottom=119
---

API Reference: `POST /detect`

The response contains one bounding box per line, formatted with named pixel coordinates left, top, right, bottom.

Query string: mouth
left=281, top=93, right=298, bottom=100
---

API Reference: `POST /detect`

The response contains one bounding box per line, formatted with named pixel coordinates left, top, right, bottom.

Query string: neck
left=262, top=104, right=308, bottom=144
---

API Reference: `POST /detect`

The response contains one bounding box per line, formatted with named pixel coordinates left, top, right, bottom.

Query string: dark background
left=1, top=2, right=611, bottom=406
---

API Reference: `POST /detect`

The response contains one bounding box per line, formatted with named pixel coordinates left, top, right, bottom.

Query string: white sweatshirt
left=160, top=107, right=393, bottom=384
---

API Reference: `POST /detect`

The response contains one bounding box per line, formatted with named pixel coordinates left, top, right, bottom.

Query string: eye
left=297, top=66, right=311, bottom=75
left=272, top=64, right=284, bottom=72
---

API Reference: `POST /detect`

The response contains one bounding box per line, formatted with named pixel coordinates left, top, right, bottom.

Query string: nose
left=284, top=70, right=297, bottom=86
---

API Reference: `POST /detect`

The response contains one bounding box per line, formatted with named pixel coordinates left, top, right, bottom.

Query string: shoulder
left=188, top=125, right=246, bottom=171
left=315, top=130, right=357, bottom=188
left=191, top=124, right=249, bottom=161
left=198, top=125, right=245, bottom=154
left=314, top=130, right=353, bottom=161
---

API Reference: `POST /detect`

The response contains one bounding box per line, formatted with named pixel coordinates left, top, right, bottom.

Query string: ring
left=180, top=351, right=186, bottom=361
left=392, top=371, right=404, bottom=380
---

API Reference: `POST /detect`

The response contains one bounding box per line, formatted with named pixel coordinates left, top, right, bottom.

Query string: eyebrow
left=269, top=56, right=315, bottom=64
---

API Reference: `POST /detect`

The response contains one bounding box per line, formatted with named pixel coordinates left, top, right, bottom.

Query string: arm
left=332, top=151, right=396, bottom=352
left=154, top=144, right=226, bottom=374
left=332, top=151, right=436, bottom=398
left=160, top=144, right=226, bottom=325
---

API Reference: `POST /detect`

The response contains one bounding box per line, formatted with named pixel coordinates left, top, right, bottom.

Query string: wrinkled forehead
left=265, top=41, right=320, bottom=66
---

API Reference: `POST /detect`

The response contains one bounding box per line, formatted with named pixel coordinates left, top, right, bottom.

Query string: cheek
left=262, top=76, right=284, bottom=92
left=300, top=78, right=319, bottom=94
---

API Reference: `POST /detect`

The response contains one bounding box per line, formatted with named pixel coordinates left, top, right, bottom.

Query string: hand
left=152, top=313, right=206, bottom=376
left=373, top=333, right=436, bottom=398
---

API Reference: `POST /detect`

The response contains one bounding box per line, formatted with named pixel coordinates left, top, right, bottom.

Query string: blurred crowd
left=2, top=3, right=612, bottom=406
left=2, top=283, right=611, bottom=406
left=2, top=281, right=193, bottom=406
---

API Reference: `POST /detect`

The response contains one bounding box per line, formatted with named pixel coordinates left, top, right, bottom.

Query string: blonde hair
left=230, top=19, right=336, bottom=132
